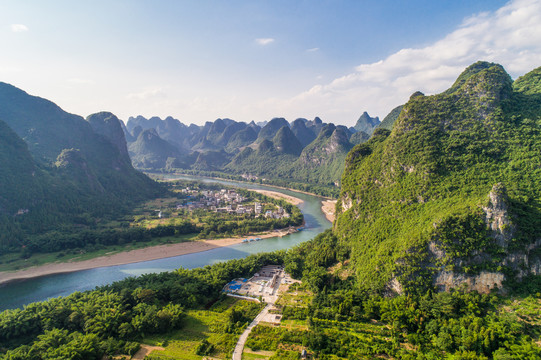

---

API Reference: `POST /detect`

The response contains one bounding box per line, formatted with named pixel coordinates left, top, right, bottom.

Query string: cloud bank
left=10, top=24, right=28, bottom=32
left=255, top=38, right=275, bottom=46
left=264, top=0, right=541, bottom=125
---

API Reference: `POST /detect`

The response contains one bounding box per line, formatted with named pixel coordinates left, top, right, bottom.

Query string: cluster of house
left=241, top=173, right=259, bottom=181
left=175, top=187, right=290, bottom=219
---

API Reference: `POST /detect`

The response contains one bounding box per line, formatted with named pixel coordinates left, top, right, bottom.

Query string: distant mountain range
left=123, top=111, right=388, bottom=192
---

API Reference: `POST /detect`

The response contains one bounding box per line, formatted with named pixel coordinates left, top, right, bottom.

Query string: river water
left=0, top=175, right=331, bottom=311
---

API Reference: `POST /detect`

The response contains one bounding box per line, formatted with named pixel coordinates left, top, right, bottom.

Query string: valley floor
left=0, top=229, right=294, bottom=286
left=0, top=188, right=307, bottom=286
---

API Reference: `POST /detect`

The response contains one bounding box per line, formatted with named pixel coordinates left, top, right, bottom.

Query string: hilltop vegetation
left=334, top=62, right=541, bottom=294
left=0, top=83, right=163, bottom=253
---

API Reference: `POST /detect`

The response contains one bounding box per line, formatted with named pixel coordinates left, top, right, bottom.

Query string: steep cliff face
left=335, top=62, right=541, bottom=294
left=292, top=124, right=353, bottom=185
left=86, top=112, right=130, bottom=162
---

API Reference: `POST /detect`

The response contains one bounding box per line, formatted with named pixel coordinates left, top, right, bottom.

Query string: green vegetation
left=2, top=62, right=541, bottom=360
left=144, top=299, right=262, bottom=359
left=126, top=115, right=354, bottom=198
left=334, top=62, right=541, bottom=293
left=0, top=84, right=164, bottom=254
left=253, top=230, right=541, bottom=359
left=132, top=180, right=303, bottom=239
left=0, top=252, right=283, bottom=359
left=1, top=229, right=539, bottom=359
left=0, top=179, right=302, bottom=272
left=377, top=104, right=403, bottom=130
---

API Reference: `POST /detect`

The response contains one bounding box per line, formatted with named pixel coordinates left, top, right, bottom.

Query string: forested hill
left=0, top=83, right=163, bottom=251
left=334, top=62, right=541, bottom=294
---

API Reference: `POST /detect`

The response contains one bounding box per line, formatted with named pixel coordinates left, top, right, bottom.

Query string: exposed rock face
left=386, top=183, right=540, bottom=295
left=434, top=271, right=504, bottom=293
left=483, top=183, right=514, bottom=247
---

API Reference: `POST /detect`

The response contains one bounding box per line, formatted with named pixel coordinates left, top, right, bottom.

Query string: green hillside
left=0, top=84, right=163, bottom=251
left=334, top=62, right=541, bottom=294
left=128, top=129, right=186, bottom=170
left=292, top=124, right=354, bottom=186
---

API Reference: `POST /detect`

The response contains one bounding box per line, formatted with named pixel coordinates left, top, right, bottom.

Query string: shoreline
left=251, top=189, right=304, bottom=205
left=0, top=229, right=297, bottom=286
left=159, top=172, right=336, bottom=200
left=0, top=190, right=306, bottom=286
left=321, top=200, right=337, bottom=223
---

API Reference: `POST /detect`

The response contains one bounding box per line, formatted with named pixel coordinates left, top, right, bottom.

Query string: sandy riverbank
left=0, top=189, right=306, bottom=286
left=0, top=229, right=296, bottom=286
left=159, top=172, right=335, bottom=200
left=251, top=189, right=304, bottom=205
left=321, top=200, right=337, bottom=222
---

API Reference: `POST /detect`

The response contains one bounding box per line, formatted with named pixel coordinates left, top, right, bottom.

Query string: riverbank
left=157, top=172, right=336, bottom=200
left=0, top=229, right=298, bottom=286
left=0, top=188, right=306, bottom=286
left=251, top=189, right=304, bottom=205
left=321, top=200, right=337, bottom=223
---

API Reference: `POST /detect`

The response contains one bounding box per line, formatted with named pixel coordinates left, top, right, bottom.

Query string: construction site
left=222, top=265, right=297, bottom=305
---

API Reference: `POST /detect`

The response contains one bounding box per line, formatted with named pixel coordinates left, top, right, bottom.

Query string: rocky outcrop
left=482, top=183, right=514, bottom=247
left=434, top=271, right=504, bottom=293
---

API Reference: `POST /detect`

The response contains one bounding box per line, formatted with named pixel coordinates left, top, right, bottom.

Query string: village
left=174, top=187, right=291, bottom=219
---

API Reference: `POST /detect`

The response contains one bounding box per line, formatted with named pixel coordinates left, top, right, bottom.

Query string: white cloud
left=255, top=38, right=275, bottom=46
left=126, top=87, right=166, bottom=100
left=260, top=0, right=541, bottom=125
left=307, top=47, right=319, bottom=52
left=10, top=24, right=28, bottom=32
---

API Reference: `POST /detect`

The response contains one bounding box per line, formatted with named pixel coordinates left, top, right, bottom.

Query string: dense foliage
left=335, top=62, right=541, bottom=293
left=1, top=181, right=303, bottom=265
left=0, top=252, right=282, bottom=359
left=0, top=84, right=164, bottom=252
left=125, top=115, right=370, bottom=198
left=273, top=230, right=541, bottom=359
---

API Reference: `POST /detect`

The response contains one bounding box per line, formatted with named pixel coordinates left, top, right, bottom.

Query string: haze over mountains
left=123, top=111, right=383, bottom=190
left=0, top=83, right=163, bottom=250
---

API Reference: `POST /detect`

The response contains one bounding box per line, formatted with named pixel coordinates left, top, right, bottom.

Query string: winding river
left=0, top=175, right=331, bottom=311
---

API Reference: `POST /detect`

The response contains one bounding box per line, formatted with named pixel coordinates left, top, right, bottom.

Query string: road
left=232, top=303, right=272, bottom=360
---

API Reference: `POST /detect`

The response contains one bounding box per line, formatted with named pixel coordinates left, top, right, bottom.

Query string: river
left=0, top=175, right=331, bottom=311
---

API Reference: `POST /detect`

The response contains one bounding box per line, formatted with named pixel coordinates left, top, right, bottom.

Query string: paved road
left=232, top=303, right=272, bottom=360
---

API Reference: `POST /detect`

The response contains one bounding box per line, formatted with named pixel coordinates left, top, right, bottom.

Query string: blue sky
left=1, top=0, right=540, bottom=126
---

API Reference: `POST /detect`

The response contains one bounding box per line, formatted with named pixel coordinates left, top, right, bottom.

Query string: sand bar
left=321, top=200, right=337, bottom=222
left=0, top=230, right=290, bottom=286
left=251, top=189, right=304, bottom=205
left=0, top=189, right=305, bottom=285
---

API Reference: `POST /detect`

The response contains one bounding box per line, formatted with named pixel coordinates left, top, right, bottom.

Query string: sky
left=1, top=0, right=540, bottom=127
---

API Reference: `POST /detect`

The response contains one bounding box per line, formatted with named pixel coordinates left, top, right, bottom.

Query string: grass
left=143, top=297, right=248, bottom=360
left=242, top=350, right=273, bottom=360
